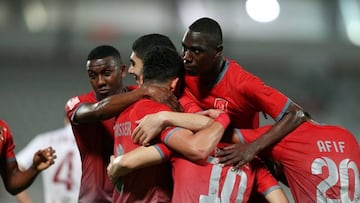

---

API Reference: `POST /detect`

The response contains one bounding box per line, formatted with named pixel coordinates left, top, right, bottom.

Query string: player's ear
left=216, top=44, right=223, bottom=56
left=139, top=75, right=144, bottom=86
left=120, top=64, right=126, bottom=78
left=169, top=77, right=179, bottom=92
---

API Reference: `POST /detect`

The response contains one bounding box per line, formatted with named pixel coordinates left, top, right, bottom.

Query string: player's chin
left=184, top=67, right=198, bottom=76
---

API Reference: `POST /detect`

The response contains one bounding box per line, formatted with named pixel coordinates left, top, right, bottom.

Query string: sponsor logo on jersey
left=114, top=122, right=131, bottom=137
left=66, top=97, right=80, bottom=110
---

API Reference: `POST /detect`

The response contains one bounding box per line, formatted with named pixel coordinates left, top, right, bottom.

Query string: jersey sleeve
left=180, top=88, right=203, bottom=113
left=252, top=158, right=281, bottom=196
left=153, top=143, right=172, bottom=160
left=65, top=96, right=82, bottom=123
left=0, top=120, right=16, bottom=162
left=243, top=75, right=291, bottom=121
left=159, top=127, right=180, bottom=144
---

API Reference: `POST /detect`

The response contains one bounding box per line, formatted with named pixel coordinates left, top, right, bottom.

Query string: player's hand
left=143, top=85, right=183, bottom=112
left=107, top=155, right=118, bottom=183
left=197, top=109, right=224, bottom=119
left=215, top=142, right=257, bottom=169
left=32, top=147, right=56, bottom=171
left=132, top=112, right=165, bottom=146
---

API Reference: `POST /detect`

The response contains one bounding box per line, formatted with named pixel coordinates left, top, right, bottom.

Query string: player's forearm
left=265, top=188, right=289, bottom=203
left=251, top=103, right=305, bottom=153
left=73, top=88, right=147, bottom=123
left=113, top=146, right=163, bottom=176
left=169, top=122, right=225, bottom=163
left=190, top=122, right=225, bottom=161
left=160, top=111, right=213, bottom=131
left=6, top=167, right=39, bottom=195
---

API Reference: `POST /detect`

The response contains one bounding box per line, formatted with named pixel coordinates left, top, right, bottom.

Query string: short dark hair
left=132, top=34, right=177, bottom=60
left=142, top=46, right=184, bottom=84
left=189, top=17, right=222, bottom=45
left=87, top=45, right=122, bottom=66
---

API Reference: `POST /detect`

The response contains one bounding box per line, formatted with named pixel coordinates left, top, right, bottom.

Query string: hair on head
left=189, top=17, right=222, bottom=45
left=132, top=33, right=177, bottom=60
left=87, top=45, right=122, bottom=65
left=142, top=46, right=184, bottom=84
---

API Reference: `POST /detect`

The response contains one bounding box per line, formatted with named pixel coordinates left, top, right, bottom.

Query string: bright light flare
left=246, top=0, right=280, bottom=23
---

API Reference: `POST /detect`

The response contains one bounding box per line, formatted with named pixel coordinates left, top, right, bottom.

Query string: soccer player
left=107, top=46, right=289, bottom=203
left=15, top=116, right=81, bottom=203
left=159, top=17, right=306, bottom=163
left=108, top=46, right=186, bottom=203
left=64, top=44, right=179, bottom=203
left=216, top=112, right=360, bottom=203
left=0, top=120, right=56, bottom=196
left=65, top=45, right=128, bottom=203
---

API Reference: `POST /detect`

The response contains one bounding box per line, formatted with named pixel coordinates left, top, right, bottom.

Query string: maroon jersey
left=112, top=98, right=173, bottom=203
left=236, top=122, right=360, bottom=202
left=65, top=91, right=114, bottom=203
left=0, top=120, right=16, bottom=163
left=184, top=59, right=290, bottom=128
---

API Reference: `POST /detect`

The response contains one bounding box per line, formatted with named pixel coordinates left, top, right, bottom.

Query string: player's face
left=128, top=51, right=143, bottom=85
left=182, top=30, right=219, bottom=76
left=86, top=56, right=125, bottom=100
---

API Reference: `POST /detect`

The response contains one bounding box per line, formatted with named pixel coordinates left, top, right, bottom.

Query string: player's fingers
left=138, top=134, right=147, bottom=146
left=134, top=119, right=141, bottom=124
left=142, top=136, right=153, bottom=146
left=217, top=154, right=233, bottom=165
left=232, top=160, right=246, bottom=170
left=222, top=145, right=235, bottom=150
left=215, top=147, right=234, bottom=157
left=131, top=128, right=140, bottom=143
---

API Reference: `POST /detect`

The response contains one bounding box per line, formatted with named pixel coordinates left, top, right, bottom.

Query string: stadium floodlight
left=245, top=0, right=280, bottom=23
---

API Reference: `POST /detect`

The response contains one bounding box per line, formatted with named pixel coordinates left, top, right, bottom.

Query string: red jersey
left=184, top=59, right=290, bottom=128
left=161, top=125, right=280, bottom=203
left=236, top=122, right=360, bottom=203
left=112, top=98, right=173, bottom=203
left=65, top=91, right=114, bottom=203
left=0, top=120, right=16, bottom=163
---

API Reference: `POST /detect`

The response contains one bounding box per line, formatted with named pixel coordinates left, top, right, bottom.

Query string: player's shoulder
left=65, top=91, right=96, bottom=111
left=0, top=120, right=12, bottom=140
left=135, top=98, right=171, bottom=111
left=0, top=119, right=9, bottom=128
left=225, top=59, right=257, bottom=80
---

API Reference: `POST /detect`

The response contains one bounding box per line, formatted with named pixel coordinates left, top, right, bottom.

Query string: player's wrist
left=158, top=111, right=170, bottom=128
left=30, top=162, right=41, bottom=172
left=214, top=113, right=230, bottom=129
left=113, top=155, right=123, bottom=166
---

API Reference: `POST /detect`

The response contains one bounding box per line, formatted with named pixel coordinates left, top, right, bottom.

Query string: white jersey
left=16, top=124, right=82, bottom=203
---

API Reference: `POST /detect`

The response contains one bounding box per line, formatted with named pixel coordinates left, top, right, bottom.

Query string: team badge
left=214, top=98, right=228, bottom=112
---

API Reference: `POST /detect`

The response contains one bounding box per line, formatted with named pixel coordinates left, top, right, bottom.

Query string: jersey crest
left=214, top=98, right=228, bottom=112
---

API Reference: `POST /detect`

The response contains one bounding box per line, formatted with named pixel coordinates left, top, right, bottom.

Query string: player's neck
left=202, top=59, right=225, bottom=86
